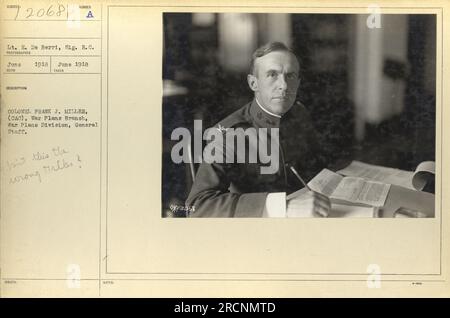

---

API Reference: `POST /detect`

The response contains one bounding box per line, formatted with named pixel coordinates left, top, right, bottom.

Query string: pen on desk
left=288, top=165, right=312, bottom=191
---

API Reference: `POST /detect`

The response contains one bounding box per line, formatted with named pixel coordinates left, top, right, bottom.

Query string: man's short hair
left=249, top=41, right=298, bottom=75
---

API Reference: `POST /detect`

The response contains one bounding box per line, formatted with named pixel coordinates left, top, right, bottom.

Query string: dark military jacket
left=186, top=99, right=326, bottom=217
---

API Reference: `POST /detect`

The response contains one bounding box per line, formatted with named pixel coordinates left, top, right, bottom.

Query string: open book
left=336, top=160, right=435, bottom=191
left=307, top=168, right=391, bottom=207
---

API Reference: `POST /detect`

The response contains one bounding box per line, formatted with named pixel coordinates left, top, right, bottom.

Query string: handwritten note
left=6, top=146, right=82, bottom=185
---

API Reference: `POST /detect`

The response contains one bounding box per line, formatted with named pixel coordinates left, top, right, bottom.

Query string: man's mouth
left=273, top=93, right=295, bottom=100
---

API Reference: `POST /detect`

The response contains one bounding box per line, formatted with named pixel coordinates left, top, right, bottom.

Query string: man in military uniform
left=186, top=42, right=331, bottom=217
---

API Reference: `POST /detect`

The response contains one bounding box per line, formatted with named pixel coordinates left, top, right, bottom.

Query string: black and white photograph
left=3, top=0, right=450, bottom=299
left=2, top=0, right=450, bottom=299
left=162, top=12, right=436, bottom=218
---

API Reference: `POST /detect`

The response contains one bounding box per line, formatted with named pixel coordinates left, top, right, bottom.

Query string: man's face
left=248, top=50, right=300, bottom=116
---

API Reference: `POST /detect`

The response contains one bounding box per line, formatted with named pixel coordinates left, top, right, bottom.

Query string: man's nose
left=276, top=74, right=288, bottom=91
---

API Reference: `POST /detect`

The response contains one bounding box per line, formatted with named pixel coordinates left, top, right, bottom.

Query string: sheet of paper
left=308, top=169, right=391, bottom=207
left=337, top=160, right=415, bottom=190
left=287, top=184, right=378, bottom=217
left=329, top=203, right=376, bottom=218
left=412, top=161, right=436, bottom=190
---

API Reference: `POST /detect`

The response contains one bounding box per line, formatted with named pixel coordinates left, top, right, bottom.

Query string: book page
left=307, top=168, right=343, bottom=196
left=337, top=160, right=415, bottom=190
left=308, top=169, right=391, bottom=207
left=332, top=176, right=391, bottom=207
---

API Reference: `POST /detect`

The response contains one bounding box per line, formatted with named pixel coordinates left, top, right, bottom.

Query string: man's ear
left=247, top=74, right=258, bottom=92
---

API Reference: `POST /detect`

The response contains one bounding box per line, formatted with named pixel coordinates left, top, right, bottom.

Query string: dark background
left=162, top=13, right=436, bottom=217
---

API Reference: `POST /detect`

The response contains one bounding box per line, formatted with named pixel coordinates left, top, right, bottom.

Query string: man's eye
left=268, top=72, right=277, bottom=78
left=287, top=73, right=297, bottom=80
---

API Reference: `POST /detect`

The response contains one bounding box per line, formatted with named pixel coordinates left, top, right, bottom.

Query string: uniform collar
left=255, top=97, right=281, bottom=118
left=249, top=98, right=281, bottom=128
